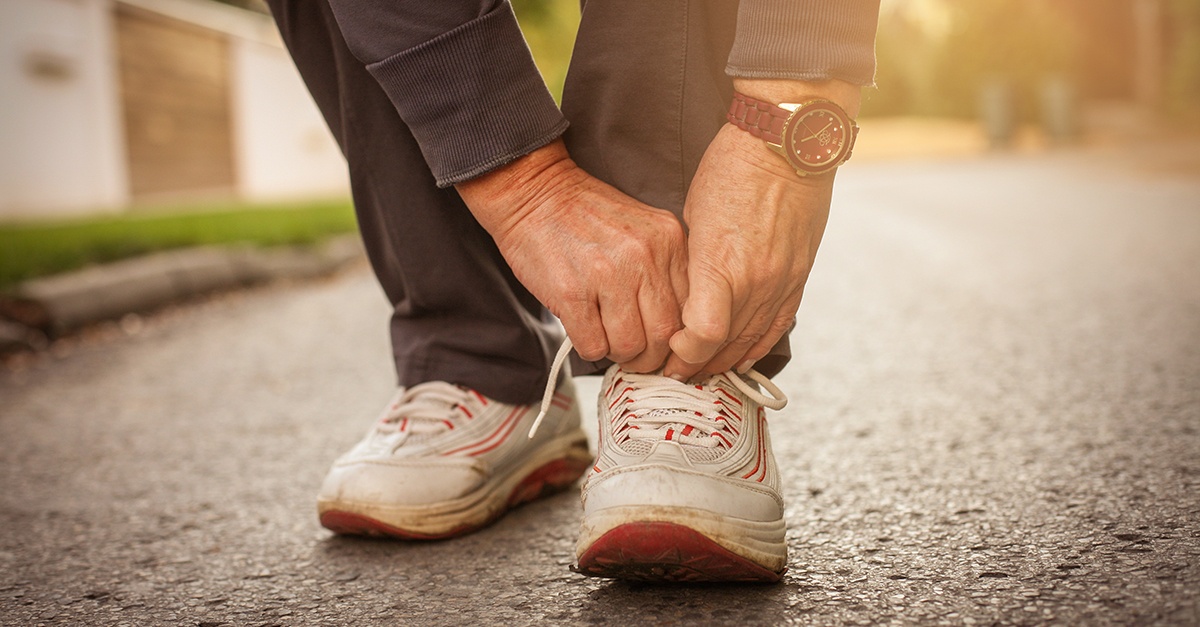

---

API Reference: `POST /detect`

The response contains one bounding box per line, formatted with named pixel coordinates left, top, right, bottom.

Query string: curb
left=0, top=234, right=364, bottom=351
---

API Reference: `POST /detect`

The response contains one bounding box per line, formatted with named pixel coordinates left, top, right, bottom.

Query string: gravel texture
left=1, top=151, right=1197, bottom=626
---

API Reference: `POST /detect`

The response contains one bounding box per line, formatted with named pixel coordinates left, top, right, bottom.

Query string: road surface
left=2, top=148, right=1198, bottom=625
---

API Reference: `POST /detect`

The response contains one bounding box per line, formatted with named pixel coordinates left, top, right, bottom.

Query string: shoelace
left=378, top=382, right=473, bottom=437
left=528, top=339, right=787, bottom=439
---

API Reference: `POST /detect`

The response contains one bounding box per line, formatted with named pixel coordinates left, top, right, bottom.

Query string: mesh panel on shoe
left=682, top=446, right=726, bottom=463
left=617, top=439, right=653, bottom=456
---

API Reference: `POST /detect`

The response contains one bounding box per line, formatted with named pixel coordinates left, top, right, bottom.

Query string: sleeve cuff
left=726, top=0, right=881, bottom=87
left=365, top=2, right=568, bottom=187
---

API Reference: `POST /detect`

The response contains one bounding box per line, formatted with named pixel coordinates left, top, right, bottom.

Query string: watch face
left=785, top=105, right=850, bottom=174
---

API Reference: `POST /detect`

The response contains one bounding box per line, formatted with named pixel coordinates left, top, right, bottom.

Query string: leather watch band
left=726, top=93, right=790, bottom=145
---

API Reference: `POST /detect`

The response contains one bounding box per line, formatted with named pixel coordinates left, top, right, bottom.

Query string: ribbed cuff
left=726, top=0, right=881, bottom=87
left=366, top=2, right=568, bottom=187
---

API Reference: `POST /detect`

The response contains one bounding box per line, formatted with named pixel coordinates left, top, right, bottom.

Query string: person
left=266, top=0, right=879, bottom=582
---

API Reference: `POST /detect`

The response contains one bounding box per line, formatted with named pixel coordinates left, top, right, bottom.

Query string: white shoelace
left=378, top=382, right=472, bottom=437
left=528, top=339, right=787, bottom=439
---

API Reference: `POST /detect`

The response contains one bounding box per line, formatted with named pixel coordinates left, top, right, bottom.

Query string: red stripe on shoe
left=741, top=418, right=765, bottom=480
left=757, top=415, right=769, bottom=482
left=442, top=407, right=523, bottom=456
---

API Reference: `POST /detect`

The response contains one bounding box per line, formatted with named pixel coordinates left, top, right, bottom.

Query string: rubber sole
left=574, top=521, right=784, bottom=582
left=319, top=441, right=591, bottom=540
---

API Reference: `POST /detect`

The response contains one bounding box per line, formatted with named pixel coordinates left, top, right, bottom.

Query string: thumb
left=668, top=277, right=732, bottom=366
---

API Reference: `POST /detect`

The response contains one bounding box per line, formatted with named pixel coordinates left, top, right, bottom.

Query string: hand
left=457, top=140, right=688, bottom=372
left=662, top=79, right=860, bottom=380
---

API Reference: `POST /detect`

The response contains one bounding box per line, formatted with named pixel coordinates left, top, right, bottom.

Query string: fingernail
left=666, top=372, right=686, bottom=382
left=736, top=359, right=755, bottom=374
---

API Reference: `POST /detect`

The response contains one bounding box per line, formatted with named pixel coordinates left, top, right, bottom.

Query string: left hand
left=662, top=79, right=859, bottom=380
left=662, top=124, right=831, bottom=379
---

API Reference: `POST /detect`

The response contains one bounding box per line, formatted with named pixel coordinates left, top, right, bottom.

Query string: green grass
left=0, top=199, right=357, bottom=291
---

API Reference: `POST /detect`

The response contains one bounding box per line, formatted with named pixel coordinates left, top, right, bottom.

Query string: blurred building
left=0, top=0, right=349, bottom=220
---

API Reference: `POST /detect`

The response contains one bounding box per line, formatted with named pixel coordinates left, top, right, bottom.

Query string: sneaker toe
left=582, top=464, right=783, bottom=522
left=319, top=457, right=485, bottom=508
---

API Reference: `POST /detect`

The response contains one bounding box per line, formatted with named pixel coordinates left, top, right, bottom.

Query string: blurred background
left=0, top=0, right=1197, bottom=289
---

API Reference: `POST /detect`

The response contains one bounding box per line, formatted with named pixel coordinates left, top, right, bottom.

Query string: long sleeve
left=327, top=0, right=568, bottom=187
left=727, top=0, right=881, bottom=87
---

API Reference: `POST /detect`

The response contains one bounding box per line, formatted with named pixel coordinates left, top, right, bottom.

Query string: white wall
left=230, top=35, right=349, bottom=202
left=0, top=0, right=348, bottom=221
left=0, top=0, right=127, bottom=219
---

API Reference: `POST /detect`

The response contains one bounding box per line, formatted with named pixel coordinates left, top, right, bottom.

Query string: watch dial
left=788, top=107, right=848, bottom=172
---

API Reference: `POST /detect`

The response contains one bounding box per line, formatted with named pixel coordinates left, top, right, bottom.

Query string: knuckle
left=609, top=337, right=646, bottom=362
left=626, top=237, right=657, bottom=264
left=587, top=257, right=613, bottom=277
left=768, top=316, right=795, bottom=335
left=659, top=215, right=686, bottom=242
left=576, top=347, right=606, bottom=362
left=693, top=323, right=728, bottom=346
left=573, top=337, right=608, bottom=361
left=735, top=330, right=765, bottom=346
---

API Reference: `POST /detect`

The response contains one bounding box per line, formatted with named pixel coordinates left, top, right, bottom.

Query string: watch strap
left=726, top=92, right=789, bottom=146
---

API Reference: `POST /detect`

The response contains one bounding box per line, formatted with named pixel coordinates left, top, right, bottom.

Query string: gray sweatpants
left=267, top=0, right=790, bottom=405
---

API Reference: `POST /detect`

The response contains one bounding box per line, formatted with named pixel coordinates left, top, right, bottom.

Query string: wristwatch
left=726, top=92, right=859, bottom=177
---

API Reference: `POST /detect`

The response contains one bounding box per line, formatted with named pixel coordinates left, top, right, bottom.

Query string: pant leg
left=266, top=0, right=561, bottom=405
left=562, top=0, right=792, bottom=378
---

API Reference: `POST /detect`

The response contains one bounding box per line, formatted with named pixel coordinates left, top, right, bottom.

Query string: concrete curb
left=0, top=234, right=364, bottom=343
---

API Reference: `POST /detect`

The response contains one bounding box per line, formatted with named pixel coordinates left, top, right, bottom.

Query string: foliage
left=866, top=0, right=1200, bottom=122
left=1167, top=0, right=1200, bottom=121
left=0, top=200, right=357, bottom=290
left=512, top=0, right=581, bottom=102
left=864, top=0, right=1080, bottom=120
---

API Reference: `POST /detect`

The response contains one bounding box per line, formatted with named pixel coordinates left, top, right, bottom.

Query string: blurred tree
left=1167, top=0, right=1200, bottom=121
left=864, top=0, right=1081, bottom=121
left=511, top=0, right=580, bottom=102
left=936, top=0, right=1080, bottom=120
left=863, top=2, right=945, bottom=117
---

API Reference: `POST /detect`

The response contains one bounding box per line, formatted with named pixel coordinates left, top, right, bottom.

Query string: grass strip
left=0, top=198, right=357, bottom=291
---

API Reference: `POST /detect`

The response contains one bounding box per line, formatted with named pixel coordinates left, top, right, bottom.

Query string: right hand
left=457, top=140, right=688, bottom=372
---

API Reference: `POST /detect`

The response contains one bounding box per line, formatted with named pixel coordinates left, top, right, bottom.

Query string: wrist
left=731, top=78, right=862, bottom=119
left=725, top=82, right=859, bottom=179
left=456, top=139, right=585, bottom=241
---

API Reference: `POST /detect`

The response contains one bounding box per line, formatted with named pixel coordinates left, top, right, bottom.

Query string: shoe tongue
left=647, top=440, right=692, bottom=467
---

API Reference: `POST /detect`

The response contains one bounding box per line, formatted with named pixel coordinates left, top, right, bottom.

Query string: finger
left=596, top=289, right=647, bottom=364
left=669, top=240, right=689, bottom=308
left=695, top=300, right=778, bottom=376
left=559, top=299, right=608, bottom=362
left=623, top=228, right=688, bottom=373
left=735, top=289, right=804, bottom=374
left=663, top=275, right=733, bottom=379
left=735, top=314, right=798, bottom=374
left=620, top=282, right=682, bottom=373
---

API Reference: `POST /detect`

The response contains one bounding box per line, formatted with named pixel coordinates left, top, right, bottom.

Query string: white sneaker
left=573, top=364, right=789, bottom=582
left=317, top=377, right=590, bottom=539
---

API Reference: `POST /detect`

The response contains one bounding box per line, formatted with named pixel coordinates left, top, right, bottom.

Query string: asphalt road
left=2, top=148, right=1198, bottom=626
